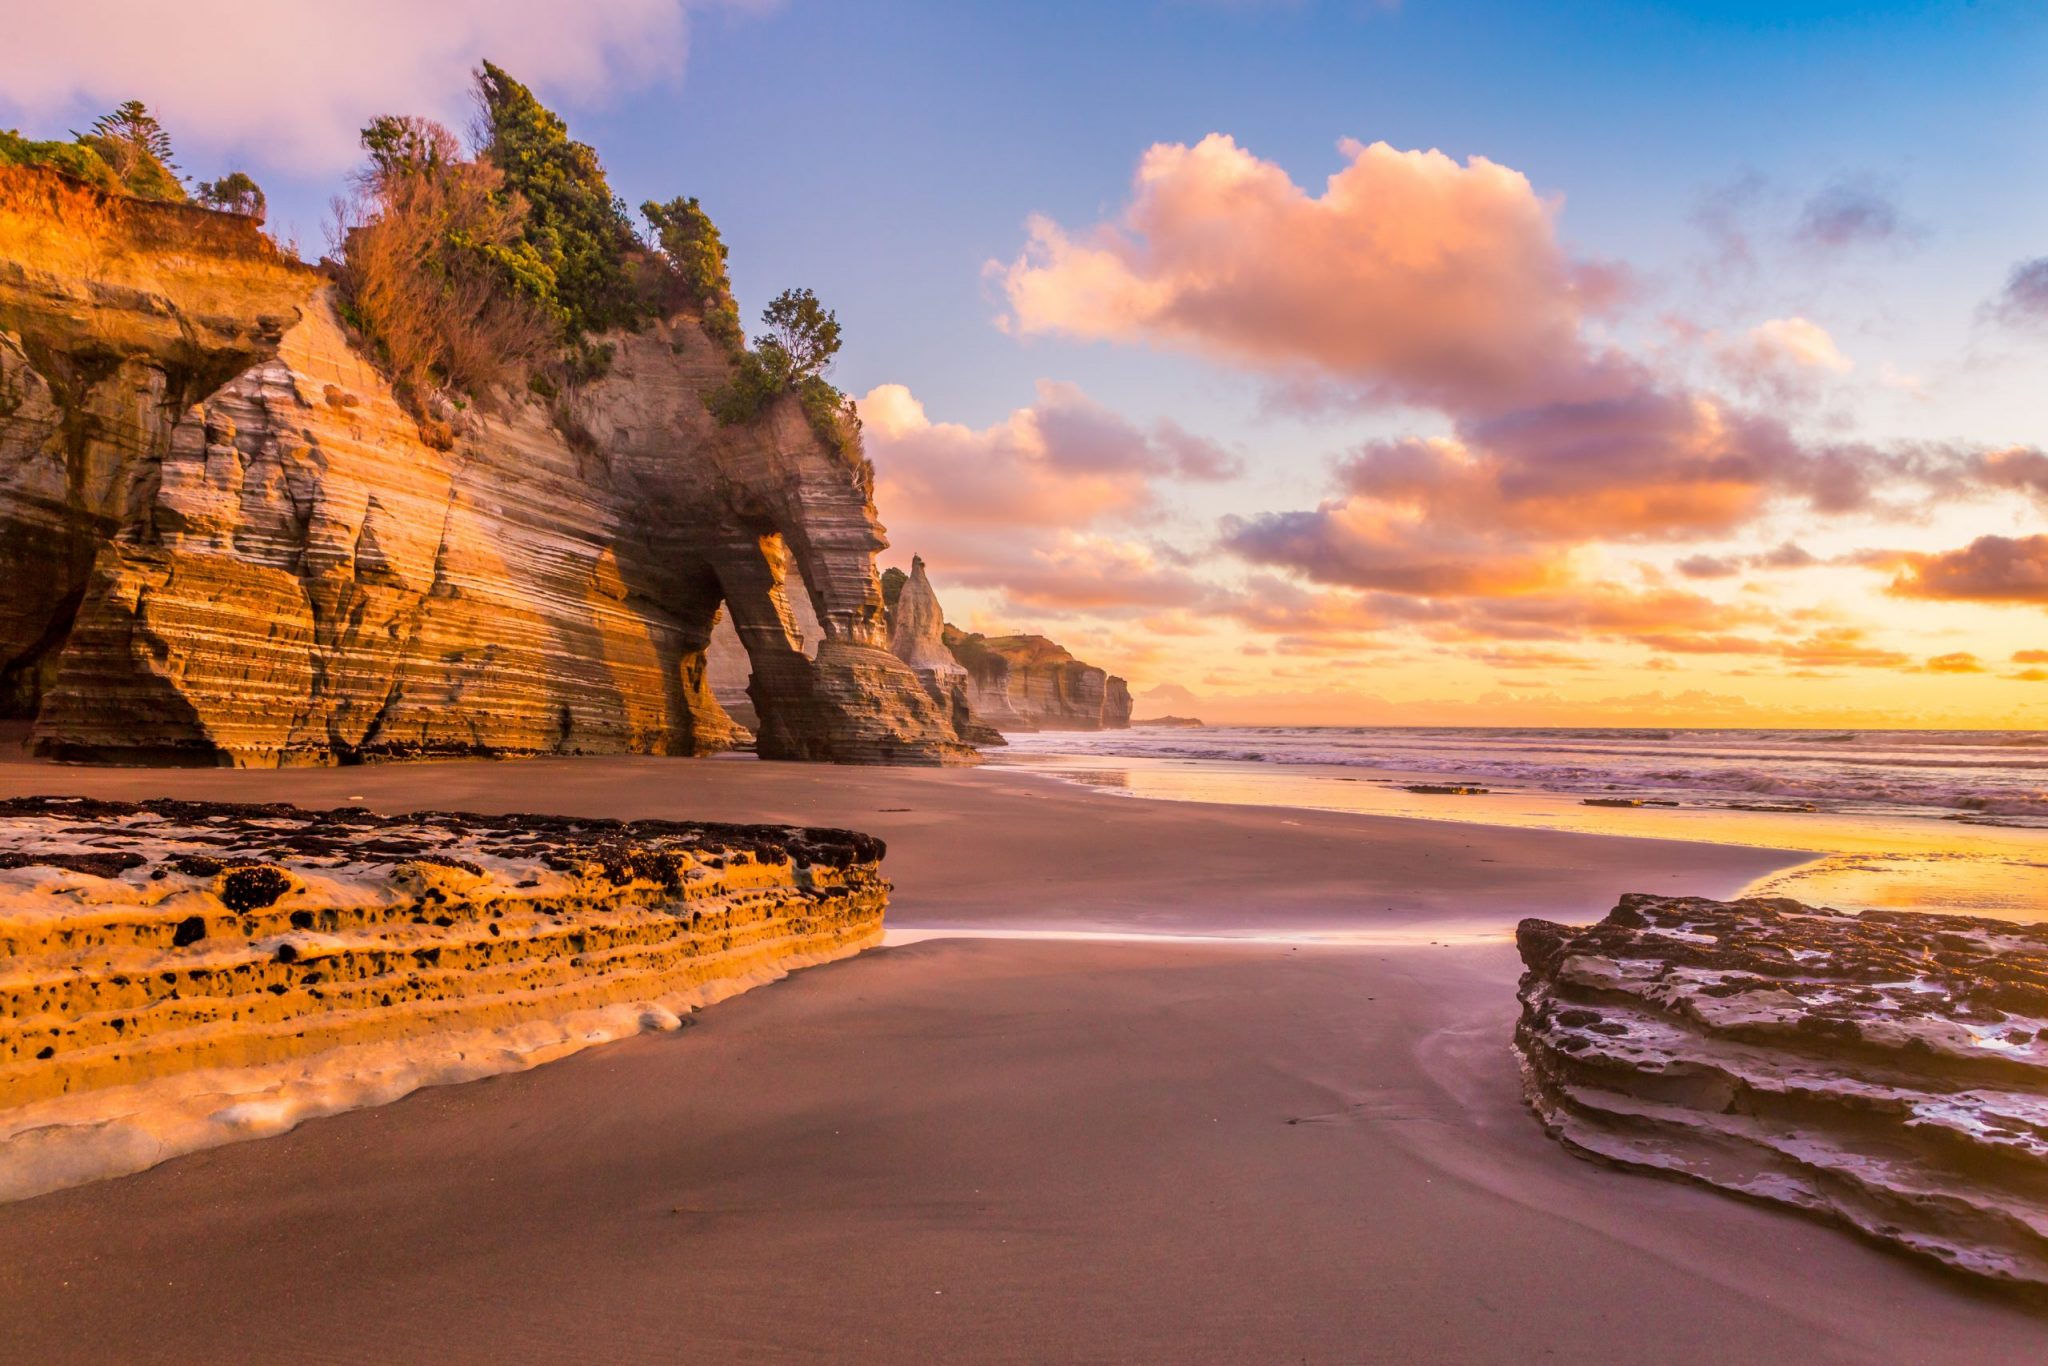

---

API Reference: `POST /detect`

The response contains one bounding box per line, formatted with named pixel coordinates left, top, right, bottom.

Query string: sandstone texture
left=1515, top=893, right=2048, bottom=1293
left=0, top=167, right=976, bottom=766
left=942, top=626, right=1133, bottom=732
left=0, top=794, right=888, bottom=1198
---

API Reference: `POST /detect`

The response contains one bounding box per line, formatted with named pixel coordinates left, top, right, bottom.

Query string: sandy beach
left=1, top=754, right=2042, bottom=1361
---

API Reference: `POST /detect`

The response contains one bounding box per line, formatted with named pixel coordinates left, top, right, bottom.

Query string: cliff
left=1515, top=893, right=2048, bottom=1294
left=941, top=626, right=1134, bottom=731
left=0, top=795, right=888, bottom=1200
left=0, top=166, right=977, bottom=766
left=886, top=556, right=1002, bottom=745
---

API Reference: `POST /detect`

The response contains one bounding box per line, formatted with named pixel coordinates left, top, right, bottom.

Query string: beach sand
left=0, top=754, right=2041, bottom=1360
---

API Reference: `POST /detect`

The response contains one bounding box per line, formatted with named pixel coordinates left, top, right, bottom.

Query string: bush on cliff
left=0, top=131, right=123, bottom=195
left=642, top=195, right=743, bottom=356
left=2, top=101, right=187, bottom=203
left=475, top=61, right=647, bottom=340
left=196, top=171, right=266, bottom=221
left=76, top=101, right=186, bottom=202
left=333, top=115, right=559, bottom=415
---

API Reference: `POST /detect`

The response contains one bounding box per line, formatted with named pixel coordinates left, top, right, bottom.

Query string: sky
left=5, top=0, right=2046, bottom=727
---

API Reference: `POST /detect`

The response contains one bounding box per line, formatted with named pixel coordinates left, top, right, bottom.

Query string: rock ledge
left=0, top=795, right=889, bottom=1199
left=1515, top=893, right=2048, bottom=1294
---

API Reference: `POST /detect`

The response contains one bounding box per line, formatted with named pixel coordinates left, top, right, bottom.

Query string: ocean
left=997, top=726, right=2048, bottom=825
left=991, top=726, right=2048, bottom=917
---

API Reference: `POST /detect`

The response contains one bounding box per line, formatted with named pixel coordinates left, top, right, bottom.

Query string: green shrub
left=76, top=101, right=185, bottom=202
left=642, top=195, right=742, bottom=356
left=475, top=61, right=645, bottom=339
left=0, top=130, right=122, bottom=194
left=704, top=287, right=860, bottom=464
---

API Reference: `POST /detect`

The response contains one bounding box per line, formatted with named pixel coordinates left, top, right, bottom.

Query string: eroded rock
left=1514, top=893, right=2048, bottom=1294
left=0, top=794, right=890, bottom=1199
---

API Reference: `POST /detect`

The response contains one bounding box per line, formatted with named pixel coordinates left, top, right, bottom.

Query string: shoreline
left=3, top=754, right=2041, bottom=1359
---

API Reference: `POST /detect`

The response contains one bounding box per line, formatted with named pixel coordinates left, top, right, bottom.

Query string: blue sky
left=5, top=2, right=2046, bottom=723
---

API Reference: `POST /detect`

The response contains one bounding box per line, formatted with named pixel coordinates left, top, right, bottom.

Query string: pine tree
left=75, top=100, right=184, bottom=201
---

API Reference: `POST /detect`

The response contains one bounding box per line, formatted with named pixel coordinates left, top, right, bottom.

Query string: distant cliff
left=0, top=166, right=976, bottom=765
left=940, top=626, right=1133, bottom=732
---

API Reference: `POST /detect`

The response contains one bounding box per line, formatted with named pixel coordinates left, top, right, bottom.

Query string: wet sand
left=1, top=754, right=2042, bottom=1360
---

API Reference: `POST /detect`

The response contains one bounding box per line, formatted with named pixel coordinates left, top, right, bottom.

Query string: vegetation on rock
left=195, top=171, right=266, bottom=221
left=705, top=286, right=864, bottom=469
left=475, top=61, right=647, bottom=339
left=1, top=100, right=188, bottom=203
left=77, top=101, right=186, bottom=201
left=642, top=195, right=742, bottom=355
left=333, top=114, right=558, bottom=423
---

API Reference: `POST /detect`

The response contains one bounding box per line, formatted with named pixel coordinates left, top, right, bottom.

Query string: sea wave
left=999, top=726, right=2048, bottom=824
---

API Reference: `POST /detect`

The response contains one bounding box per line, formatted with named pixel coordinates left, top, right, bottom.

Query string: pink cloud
left=863, top=382, right=1222, bottom=617
left=996, top=134, right=1626, bottom=414
left=0, top=1, right=757, bottom=170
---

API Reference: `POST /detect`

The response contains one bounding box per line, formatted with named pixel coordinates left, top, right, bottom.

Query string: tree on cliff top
left=474, top=61, right=644, bottom=338
left=196, top=171, right=266, bottom=222
left=757, top=288, right=842, bottom=382
left=76, top=101, right=185, bottom=202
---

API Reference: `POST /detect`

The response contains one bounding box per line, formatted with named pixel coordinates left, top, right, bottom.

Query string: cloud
left=1921, top=651, right=1986, bottom=674
left=1987, top=257, right=2048, bottom=331
left=1888, top=535, right=2048, bottom=606
left=864, top=382, right=1224, bottom=617
left=994, top=134, right=1626, bottom=415
left=0, top=1, right=756, bottom=170
left=1676, top=541, right=1817, bottom=579
left=2013, top=650, right=2048, bottom=664
left=1715, top=316, right=1852, bottom=400
left=1795, top=182, right=1902, bottom=249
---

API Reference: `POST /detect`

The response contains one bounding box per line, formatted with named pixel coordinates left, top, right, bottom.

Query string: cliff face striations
left=1516, top=893, right=2048, bottom=1294
left=0, top=795, right=889, bottom=1199
left=941, top=626, right=1133, bottom=732
left=0, top=168, right=976, bottom=766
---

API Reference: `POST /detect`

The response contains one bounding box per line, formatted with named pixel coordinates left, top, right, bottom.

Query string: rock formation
left=0, top=794, right=888, bottom=1200
left=0, top=166, right=977, bottom=766
left=1515, top=893, right=2048, bottom=1294
left=941, top=627, right=1133, bottom=731
left=886, top=556, right=1002, bottom=745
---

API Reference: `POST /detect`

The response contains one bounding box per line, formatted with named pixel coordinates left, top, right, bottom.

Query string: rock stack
left=886, top=557, right=1002, bottom=745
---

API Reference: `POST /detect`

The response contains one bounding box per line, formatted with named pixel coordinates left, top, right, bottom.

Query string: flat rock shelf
left=0, top=796, right=888, bottom=1201
left=1515, top=894, right=2048, bottom=1295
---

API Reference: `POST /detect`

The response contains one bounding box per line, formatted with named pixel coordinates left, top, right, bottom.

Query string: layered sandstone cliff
left=0, top=167, right=976, bottom=766
left=1515, top=894, right=2048, bottom=1294
left=0, top=794, right=888, bottom=1199
left=941, top=626, right=1133, bottom=732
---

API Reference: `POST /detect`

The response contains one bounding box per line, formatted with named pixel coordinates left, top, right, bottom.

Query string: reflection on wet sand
left=997, top=754, right=2048, bottom=918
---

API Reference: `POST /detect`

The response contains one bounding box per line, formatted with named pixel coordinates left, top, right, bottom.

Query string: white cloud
left=0, top=0, right=764, bottom=171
